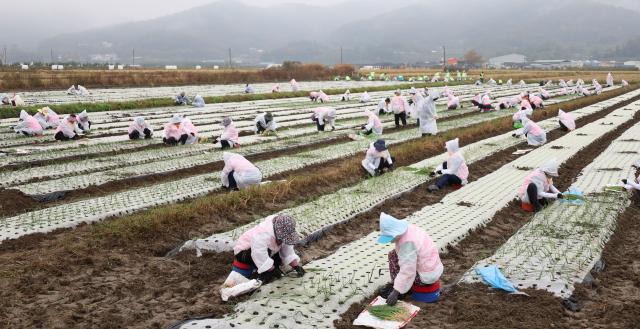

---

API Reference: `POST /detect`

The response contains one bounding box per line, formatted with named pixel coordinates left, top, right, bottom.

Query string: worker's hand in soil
left=294, top=266, right=306, bottom=277
left=621, top=179, right=628, bottom=184
left=258, top=268, right=277, bottom=284
left=557, top=193, right=564, bottom=199
left=386, top=289, right=400, bottom=306
left=429, top=171, right=436, bottom=177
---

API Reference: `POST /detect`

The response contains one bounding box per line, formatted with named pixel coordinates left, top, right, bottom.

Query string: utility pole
left=442, top=45, right=446, bottom=72
left=340, top=46, right=343, bottom=65
left=2, top=46, right=6, bottom=66
left=228, top=48, right=232, bottom=69
left=50, top=48, right=54, bottom=64
left=132, top=48, right=135, bottom=66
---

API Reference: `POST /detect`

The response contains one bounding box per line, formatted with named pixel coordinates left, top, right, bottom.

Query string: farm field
left=0, top=74, right=639, bottom=329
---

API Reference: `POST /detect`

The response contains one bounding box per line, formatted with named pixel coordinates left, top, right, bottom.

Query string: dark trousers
left=256, top=123, right=266, bottom=134
left=479, top=103, right=493, bottom=110
left=394, top=112, right=407, bottom=127
left=363, top=129, right=373, bottom=136
left=54, top=131, right=77, bottom=141
left=448, top=104, right=458, bottom=110
left=235, top=248, right=283, bottom=277
left=129, top=128, right=152, bottom=140
left=559, top=121, right=569, bottom=132
left=436, top=161, right=462, bottom=188
left=227, top=171, right=238, bottom=190
left=316, top=121, right=325, bottom=131
left=221, top=140, right=232, bottom=150
left=163, top=134, right=188, bottom=146
left=375, top=156, right=395, bottom=175
left=471, top=100, right=481, bottom=107
left=527, top=183, right=549, bottom=211
left=378, top=109, right=387, bottom=116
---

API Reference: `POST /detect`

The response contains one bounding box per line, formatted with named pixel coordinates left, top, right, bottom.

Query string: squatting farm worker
left=255, top=112, right=277, bottom=135
left=181, top=115, right=199, bottom=144
left=163, top=115, right=188, bottom=146
left=54, top=114, right=82, bottom=141
left=361, top=139, right=394, bottom=177
left=512, top=107, right=532, bottom=129
left=175, top=91, right=189, bottom=105
left=33, top=107, right=60, bottom=129
left=360, top=109, right=383, bottom=136
left=428, top=138, right=469, bottom=192
left=539, top=88, right=551, bottom=100
left=512, top=117, right=547, bottom=146
left=76, top=110, right=92, bottom=132
left=447, top=93, right=461, bottom=110
left=529, top=94, right=544, bottom=109
left=478, top=92, right=493, bottom=112
left=217, top=117, right=239, bottom=150
left=341, top=89, right=351, bottom=101
left=418, top=88, right=440, bottom=136
left=192, top=95, right=206, bottom=108
left=232, top=214, right=305, bottom=284
left=360, top=91, right=372, bottom=103
left=14, top=110, right=44, bottom=137
left=377, top=97, right=391, bottom=115
left=558, top=109, right=576, bottom=132
left=128, top=116, right=153, bottom=140
left=244, top=84, right=254, bottom=94
left=220, top=152, right=262, bottom=191
left=390, top=90, right=408, bottom=127
left=606, top=72, right=614, bottom=87
left=518, top=159, right=564, bottom=212
left=311, top=107, right=337, bottom=132
left=377, top=213, right=443, bottom=306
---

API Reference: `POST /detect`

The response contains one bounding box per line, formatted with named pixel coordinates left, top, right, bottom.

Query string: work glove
left=429, top=171, right=436, bottom=177
left=511, top=133, right=518, bottom=137
left=557, top=193, right=564, bottom=199
left=436, top=170, right=443, bottom=175
left=294, top=266, right=306, bottom=277
left=621, top=179, right=628, bottom=185
left=258, top=269, right=277, bottom=284
left=360, top=125, right=367, bottom=130
left=386, top=289, right=400, bottom=306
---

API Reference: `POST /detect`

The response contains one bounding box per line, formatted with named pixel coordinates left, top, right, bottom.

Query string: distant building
left=624, top=61, right=640, bottom=69
left=488, top=54, right=527, bottom=68
left=528, top=59, right=582, bottom=69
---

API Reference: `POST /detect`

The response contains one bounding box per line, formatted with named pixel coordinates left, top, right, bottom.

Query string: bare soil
left=334, top=109, right=640, bottom=329
left=0, top=94, right=638, bottom=328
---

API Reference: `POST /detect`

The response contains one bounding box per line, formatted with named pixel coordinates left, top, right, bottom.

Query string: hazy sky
left=0, top=0, right=347, bottom=47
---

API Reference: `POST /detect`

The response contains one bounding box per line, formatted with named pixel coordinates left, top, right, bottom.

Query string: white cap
left=540, top=158, right=559, bottom=177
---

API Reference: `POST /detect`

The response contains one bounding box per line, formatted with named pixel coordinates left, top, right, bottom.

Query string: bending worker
left=14, top=110, right=44, bottom=137
left=76, top=110, right=92, bottom=133
left=218, top=117, right=239, bottom=150
left=175, top=92, right=189, bottom=105
left=512, top=117, right=547, bottom=146
left=378, top=213, right=443, bottom=306
left=361, top=139, right=394, bottom=176
left=54, top=114, right=82, bottom=141
left=255, top=112, right=277, bottom=135
left=311, top=107, right=337, bottom=131
left=221, top=151, right=262, bottom=191
left=418, top=88, right=440, bottom=136
left=163, top=115, right=188, bottom=146
left=128, top=116, right=153, bottom=140
left=558, top=109, right=576, bottom=131
left=232, top=214, right=305, bottom=284
left=518, top=159, right=563, bottom=212
left=360, top=110, right=383, bottom=136
left=428, top=138, right=469, bottom=192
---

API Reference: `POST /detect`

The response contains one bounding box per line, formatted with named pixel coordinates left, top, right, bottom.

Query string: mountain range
left=10, top=0, right=640, bottom=65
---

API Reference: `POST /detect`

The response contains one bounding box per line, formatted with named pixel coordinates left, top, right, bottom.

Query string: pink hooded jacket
left=20, top=111, right=43, bottom=133
left=393, top=224, right=443, bottom=294
left=558, top=110, right=576, bottom=131
left=220, top=123, right=239, bottom=144
left=530, top=95, right=543, bottom=107
left=163, top=122, right=186, bottom=140
left=518, top=169, right=559, bottom=203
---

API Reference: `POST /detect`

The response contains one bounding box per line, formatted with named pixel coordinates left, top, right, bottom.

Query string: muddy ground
left=0, top=92, right=638, bottom=328
left=334, top=115, right=640, bottom=329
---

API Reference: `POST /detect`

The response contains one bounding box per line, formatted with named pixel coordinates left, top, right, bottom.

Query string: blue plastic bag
left=475, top=265, right=518, bottom=293
left=559, top=187, right=585, bottom=205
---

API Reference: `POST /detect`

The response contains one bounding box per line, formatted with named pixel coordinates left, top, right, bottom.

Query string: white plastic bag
left=220, top=272, right=261, bottom=301
left=353, top=296, right=420, bottom=329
